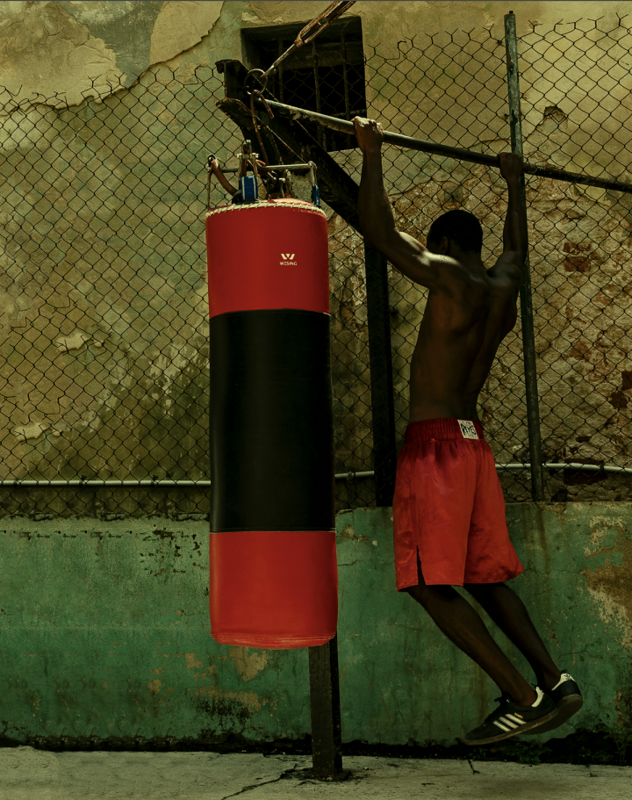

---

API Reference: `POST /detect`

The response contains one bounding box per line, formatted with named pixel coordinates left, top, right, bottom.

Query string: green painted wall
left=1, top=502, right=630, bottom=747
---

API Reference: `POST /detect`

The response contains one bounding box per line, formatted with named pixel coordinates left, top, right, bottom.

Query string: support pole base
left=308, top=768, right=352, bottom=782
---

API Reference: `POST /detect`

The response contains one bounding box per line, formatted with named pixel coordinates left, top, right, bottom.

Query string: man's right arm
left=354, top=117, right=469, bottom=294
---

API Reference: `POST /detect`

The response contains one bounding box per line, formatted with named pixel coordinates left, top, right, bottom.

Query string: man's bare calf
left=406, top=563, right=561, bottom=707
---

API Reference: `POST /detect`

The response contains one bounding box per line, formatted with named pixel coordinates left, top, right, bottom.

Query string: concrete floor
left=1, top=748, right=631, bottom=800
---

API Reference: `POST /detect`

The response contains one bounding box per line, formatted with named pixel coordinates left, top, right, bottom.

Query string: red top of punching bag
left=206, top=198, right=330, bottom=318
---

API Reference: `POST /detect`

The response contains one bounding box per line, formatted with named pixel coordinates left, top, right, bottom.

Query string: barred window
left=241, top=17, right=367, bottom=151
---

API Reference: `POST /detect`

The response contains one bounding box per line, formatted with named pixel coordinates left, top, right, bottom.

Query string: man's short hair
left=427, top=209, right=483, bottom=253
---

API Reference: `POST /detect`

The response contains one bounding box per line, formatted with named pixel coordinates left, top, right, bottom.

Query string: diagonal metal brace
left=215, top=60, right=360, bottom=231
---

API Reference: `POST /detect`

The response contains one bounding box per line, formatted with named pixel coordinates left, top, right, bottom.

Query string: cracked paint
left=228, top=647, right=268, bottom=682
left=340, top=523, right=370, bottom=543
left=581, top=515, right=632, bottom=648
left=0, top=1, right=123, bottom=108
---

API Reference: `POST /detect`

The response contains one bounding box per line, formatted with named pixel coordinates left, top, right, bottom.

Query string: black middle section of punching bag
left=210, top=309, right=334, bottom=532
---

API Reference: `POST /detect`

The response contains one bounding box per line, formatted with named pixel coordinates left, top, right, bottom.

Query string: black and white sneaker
left=462, top=686, right=558, bottom=746
left=520, top=672, right=583, bottom=735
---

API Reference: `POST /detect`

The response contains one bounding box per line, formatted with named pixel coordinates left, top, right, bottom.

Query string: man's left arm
left=500, top=153, right=528, bottom=266
left=494, top=153, right=528, bottom=293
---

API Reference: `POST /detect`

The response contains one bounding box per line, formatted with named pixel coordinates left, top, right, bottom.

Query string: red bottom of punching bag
left=210, top=530, right=338, bottom=649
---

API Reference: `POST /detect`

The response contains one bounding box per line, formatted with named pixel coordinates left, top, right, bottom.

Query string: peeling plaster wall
left=1, top=0, right=632, bottom=510
left=0, top=1, right=224, bottom=105
left=0, top=504, right=630, bottom=747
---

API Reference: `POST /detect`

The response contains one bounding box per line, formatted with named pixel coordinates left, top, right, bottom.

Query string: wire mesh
left=516, top=17, right=632, bottom=502
left=0, top=66, right=235, bottom=519
left=334, top=18, right=632, bottom=506
left=1, top=15, right=632, bottom=518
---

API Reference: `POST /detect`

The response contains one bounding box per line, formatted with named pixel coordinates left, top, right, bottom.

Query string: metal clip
left=308, top=161, right=320, bottom=207
left=239, top=140, right=259, bottom=202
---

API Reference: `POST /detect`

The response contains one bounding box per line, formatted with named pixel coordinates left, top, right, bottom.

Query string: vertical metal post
left=504, top=11, right=545, bottom=501
left=365, top=242, right=397, bottom=506
left=308, top=635, right=349, bottom=780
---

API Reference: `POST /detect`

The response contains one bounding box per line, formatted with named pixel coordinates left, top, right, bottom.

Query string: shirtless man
left=354, top=116, right=583, bottom=745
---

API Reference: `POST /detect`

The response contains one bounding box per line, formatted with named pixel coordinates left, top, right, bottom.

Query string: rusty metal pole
left=308, top=635, right=349, bottom=780
left=365, top=243, right=397, bottom=506
left=505, top=10, right=545, bottom=501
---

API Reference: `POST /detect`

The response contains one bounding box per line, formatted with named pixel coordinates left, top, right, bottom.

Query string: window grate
left=242, top=18, right=366, bottom=152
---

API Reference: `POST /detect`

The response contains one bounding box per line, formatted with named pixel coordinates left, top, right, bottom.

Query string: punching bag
left=207, top=197, right=338, bottom=649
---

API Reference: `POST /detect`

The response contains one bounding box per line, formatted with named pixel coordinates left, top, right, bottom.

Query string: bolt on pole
left=505, top=10, right=545, bottom=502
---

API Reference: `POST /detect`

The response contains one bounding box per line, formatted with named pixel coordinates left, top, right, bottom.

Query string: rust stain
left=563, top=339, right=592, bottom=362
left=562, top=241, right=594, bottom=273
left=595, top=291, right=615, bottom=307
left=609, top=391, right=628, bottom=409
left=581, top=516, right=632, bottom=648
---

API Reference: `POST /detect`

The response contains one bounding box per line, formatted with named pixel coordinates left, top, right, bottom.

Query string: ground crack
left=468, top=759, right=481, bottom=775
left=219, top=765, right=298, bottom=799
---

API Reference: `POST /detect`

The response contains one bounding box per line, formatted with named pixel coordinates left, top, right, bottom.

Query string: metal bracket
left=215, top=60, right=361, bottom=229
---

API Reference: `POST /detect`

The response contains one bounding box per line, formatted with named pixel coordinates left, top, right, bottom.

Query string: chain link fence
left=1, top=15, right=631, bottom=518
left=333, top=16, right=632, bottom=507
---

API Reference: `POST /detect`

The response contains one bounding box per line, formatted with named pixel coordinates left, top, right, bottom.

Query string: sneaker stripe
left=505, top=713, right=527, bottom=725
left=498, top=716, right=519, bottom=729
left=493, top=720, right=511, bottom=732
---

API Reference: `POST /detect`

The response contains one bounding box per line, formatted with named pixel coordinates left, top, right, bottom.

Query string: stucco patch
left=149, top=1, right=223, bottom=66
left=55, top=331, right=91, bottom=352
left=13, top=422, right=49, bottom=442
left=0, top=2, right=123, bottom=107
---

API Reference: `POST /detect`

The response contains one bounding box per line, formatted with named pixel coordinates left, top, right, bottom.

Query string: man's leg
left=406, top=562, right=537, bottom=706
left=463, top=581, right=562, bottom=691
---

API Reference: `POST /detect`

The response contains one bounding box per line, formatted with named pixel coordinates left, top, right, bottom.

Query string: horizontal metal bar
left=334, top=470, right=375, bottom=481
left=1, top=462, right=629, bottom=487
left=213, top=163, right=313, bottom=173
left=0, top=480, right=211, bottom=487
left=255, top=98, right=632, bottom=195
left=335, top=462, right=632, bottom=481
left=498, top=462, right=632, bottom=475
left=1, top=474, right=372, bottom=486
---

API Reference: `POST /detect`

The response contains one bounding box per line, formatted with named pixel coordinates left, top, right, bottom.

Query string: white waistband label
left=458, top=420, right=479, bottom=440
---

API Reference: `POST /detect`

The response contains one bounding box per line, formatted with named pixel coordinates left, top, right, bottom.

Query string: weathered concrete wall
left=1, top=503, right=630, bottom=749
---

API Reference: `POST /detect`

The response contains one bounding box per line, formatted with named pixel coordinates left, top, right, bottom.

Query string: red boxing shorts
left=392, top=418, right=524, bottom=590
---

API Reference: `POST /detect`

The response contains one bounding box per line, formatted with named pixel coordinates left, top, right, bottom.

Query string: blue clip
left=311, top=184, right=320, bottom=207
left=240, top=175, right=258, bottom=202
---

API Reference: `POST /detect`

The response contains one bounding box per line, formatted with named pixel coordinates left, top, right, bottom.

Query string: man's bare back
left=409, top=257, right=520, bottom=422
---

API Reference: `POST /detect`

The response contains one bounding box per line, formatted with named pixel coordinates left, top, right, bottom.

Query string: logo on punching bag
left=280, top=253, right=297, bottom=265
